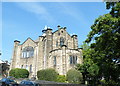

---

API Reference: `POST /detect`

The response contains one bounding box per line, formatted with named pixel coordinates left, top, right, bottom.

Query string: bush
left=37, top=68, right=58, bottom=81
left=66, top=69, right=83, bottom=84
left=57, top=75, right=66, bottom=82
left=9, top=68, right=29, bottom=78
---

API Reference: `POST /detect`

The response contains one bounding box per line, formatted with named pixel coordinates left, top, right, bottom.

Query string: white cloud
left=17, top=3, right=47, bottom=15
left=17, top=3, right=56, bottom=24
left=58, top=3, right=90, bottom=26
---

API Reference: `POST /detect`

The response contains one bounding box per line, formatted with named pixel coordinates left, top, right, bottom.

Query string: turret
left=14, top=40, right=20, bottom=46
left=10, top=40, right=20, bottom=69
left=45, top=27, right=52, bottom=51
left=72, top=35, right=78, bottom=49
left=42, top=27, right=53, bottom=68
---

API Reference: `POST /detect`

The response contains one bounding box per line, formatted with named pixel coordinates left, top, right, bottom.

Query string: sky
left=1, top=1, right=109, bottom=62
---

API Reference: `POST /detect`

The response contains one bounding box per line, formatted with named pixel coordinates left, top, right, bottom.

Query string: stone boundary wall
left=38, top=84, right=86, bottom=86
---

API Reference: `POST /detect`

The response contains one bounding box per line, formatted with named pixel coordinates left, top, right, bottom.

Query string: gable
left=53, top=28, right=71, bottom=40
left=21, top=37, right=37, bottom=48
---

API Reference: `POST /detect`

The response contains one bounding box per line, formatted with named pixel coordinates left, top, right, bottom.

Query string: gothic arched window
left=60, top=37, right=64, bottom=46
left=22, top=46, right=34, bottom=58
left=21, top=65, right=23, bottom=69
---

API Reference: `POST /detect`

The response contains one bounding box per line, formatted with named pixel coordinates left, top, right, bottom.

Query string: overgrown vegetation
left=9, top=68, right=29, bottom=78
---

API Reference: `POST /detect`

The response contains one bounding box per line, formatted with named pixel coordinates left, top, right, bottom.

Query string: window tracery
left=22, top=46, right=34, bottom=58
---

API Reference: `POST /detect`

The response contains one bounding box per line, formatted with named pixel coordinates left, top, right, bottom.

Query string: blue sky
left=2, top=2, right=109, bottom=62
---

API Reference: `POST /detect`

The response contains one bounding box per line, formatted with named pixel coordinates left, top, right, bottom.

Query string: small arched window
left=21, top=65, right=23, bottom=69
left=29, top=65, right=32, bottom=73
left=60, top=37, right=64, bottom=46
left=26, top=65, right=28, bottom=70
left=22, top=46, right=34, bottom=58
left=53, top=56, right=56, bottom=66
left=56, top=41, right=58, bottom=47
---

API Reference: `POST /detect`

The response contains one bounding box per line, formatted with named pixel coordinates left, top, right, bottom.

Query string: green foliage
left=76, top=46, right=100, bottom=85
left=66, top=69, right=83, bottom=84
left=106, top=2, right=120, bottom=18
left=57, top=75, right=66, bottom=82
left=9, top=68, right=29, bottom=78
left=1, top=62, right=9, bottom=77
left=37, top=68, right=58, bottom=81
left=80, top=42, right=90, bottom=51
left=83, top=2, right=120, bottom=85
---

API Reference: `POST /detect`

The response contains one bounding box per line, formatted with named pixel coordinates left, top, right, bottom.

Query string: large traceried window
left=60, top=37, right=64, bottom=46
left=70, top=55, right=77, bottom=64
left=22, top=46, right=34, bottom=58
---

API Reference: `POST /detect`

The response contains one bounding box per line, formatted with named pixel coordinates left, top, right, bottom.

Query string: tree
left=37, top=68, right=58, bottom=81
left=76, top=43, right=99, bottom=85
left=9, top=68, right=29, bottom=78
left=1, top=61, right=10, bottom=77
left=85, top=2, right=120, bottom=85
left=66, top=69, right=83, bottom=84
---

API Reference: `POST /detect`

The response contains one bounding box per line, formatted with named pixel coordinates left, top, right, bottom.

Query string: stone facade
left=10, top=25, right=83, bottom=78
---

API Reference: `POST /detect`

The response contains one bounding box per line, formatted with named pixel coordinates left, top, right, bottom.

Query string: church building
left=10, top=25, right=83, bottom=78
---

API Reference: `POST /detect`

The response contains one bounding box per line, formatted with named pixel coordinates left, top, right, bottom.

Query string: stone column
left=38, top=36, right=44, bottom=70
left=61, top=45, right=67, bottom=75
left=45, top=28, right=53, bottom=68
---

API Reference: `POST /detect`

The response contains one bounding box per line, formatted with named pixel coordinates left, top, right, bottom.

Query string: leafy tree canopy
left=84, top=2, right=120, bottom=85
left=76, top=2, right=120, bottom=85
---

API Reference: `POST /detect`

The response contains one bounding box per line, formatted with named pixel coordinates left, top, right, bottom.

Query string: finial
left=14, top=40, right=20, bottom=43
left=57, top=25, right=60, bottom=28
left=44, top=25, right=47, bottom=30
left=64, top=27, right=66, bottom=29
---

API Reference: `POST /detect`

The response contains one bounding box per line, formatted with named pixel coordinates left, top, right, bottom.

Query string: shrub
left=9, top=68, right=29, bottom=78
left=57, top=75, right=66, bottom=82
left=66, top=69, right=83, bottom=84
left=37, top=68, right=58, bottom=81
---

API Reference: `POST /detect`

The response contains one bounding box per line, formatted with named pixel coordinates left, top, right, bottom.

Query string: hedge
left=57, top=75, right=66, bottom=82
left=9, top=68, right=29, bottom=78
left=66, top=69, right=83, bottom=84
left=37, top=68, right=58, bottom=81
